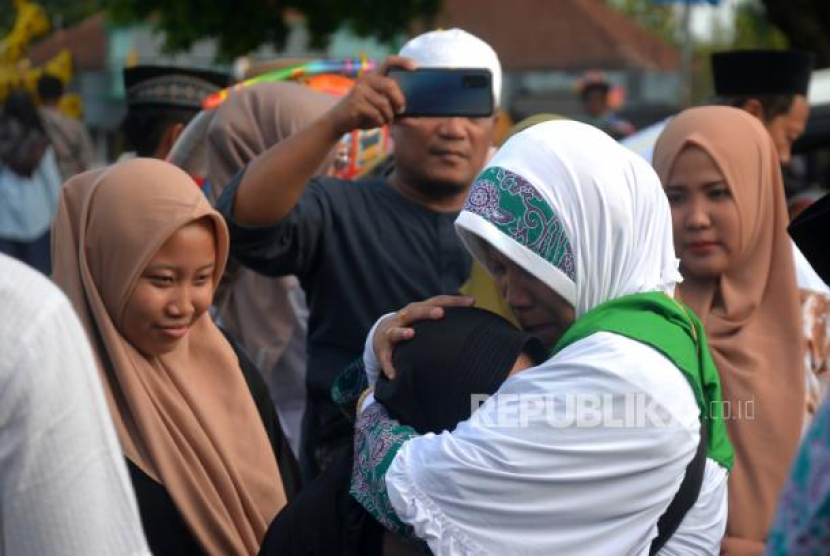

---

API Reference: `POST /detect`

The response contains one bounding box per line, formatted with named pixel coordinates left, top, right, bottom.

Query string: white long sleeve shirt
left=363, top=326, right=727, bottom=555
left=0, top=254, right=150, bottom=556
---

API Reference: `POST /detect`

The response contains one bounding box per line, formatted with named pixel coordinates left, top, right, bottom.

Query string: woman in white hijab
left=351, top=121, right=734, bottom=555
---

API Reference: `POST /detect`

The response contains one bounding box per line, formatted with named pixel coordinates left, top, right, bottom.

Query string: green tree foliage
left=1, top=0, right=441, bottom=61
left=104, top=0, right=442, bottom=61
left=44, top=0, right=107, bottom=27
left=1, top=0, right=107, bottom=36
left=761, top=0, right=830, bottom=67
left=607, top=0, right=798, bottom=102
left=692, top=1, right=788, bottom=101
left=607, top=0, right=679, bottom=45
left=732, top=0, right=787, bottom=49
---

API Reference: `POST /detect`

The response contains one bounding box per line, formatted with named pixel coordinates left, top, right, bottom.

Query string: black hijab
left=261, top=307, right=546, bottom=556
left=376, top=306, right=547, bottom=434
left=789, top=193, right=830, bottom=285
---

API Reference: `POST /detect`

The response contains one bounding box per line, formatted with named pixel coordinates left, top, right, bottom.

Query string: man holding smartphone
left=215, top=28, right=501, bottom=477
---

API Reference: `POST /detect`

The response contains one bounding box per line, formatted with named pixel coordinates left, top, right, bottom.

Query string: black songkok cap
left=789, top=193, right=830, bottom=286
left=375, top=307, right=548, bottom=435
left=712, top=49, right=814, bottom=97
left=123, top=65, right=231, bottom=110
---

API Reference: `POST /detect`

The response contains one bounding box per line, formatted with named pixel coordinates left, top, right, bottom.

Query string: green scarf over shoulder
left=553, top=291, right=734, bottom=471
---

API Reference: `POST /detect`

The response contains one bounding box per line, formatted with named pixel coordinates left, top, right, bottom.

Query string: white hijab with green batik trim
left=455, top=120, right=682, bottom=319
left=384, top=121, right=726, bottom=555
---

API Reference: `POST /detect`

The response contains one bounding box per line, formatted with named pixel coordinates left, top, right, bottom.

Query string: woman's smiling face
left=120, top=219, right=217, bottom=357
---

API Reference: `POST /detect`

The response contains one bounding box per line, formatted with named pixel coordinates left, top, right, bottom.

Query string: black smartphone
left=387, top=68, right=494, bottom=118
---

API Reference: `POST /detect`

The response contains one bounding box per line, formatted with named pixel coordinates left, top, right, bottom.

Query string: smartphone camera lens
left=462, top=75, right=488, bottom=88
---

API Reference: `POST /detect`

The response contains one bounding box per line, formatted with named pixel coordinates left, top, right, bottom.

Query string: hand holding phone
left=324, top=69, right=408, bottom=137
left=387, top=68, right=494, bottom=118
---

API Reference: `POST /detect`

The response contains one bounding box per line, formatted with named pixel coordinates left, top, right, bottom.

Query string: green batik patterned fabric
left=767, top=397, right=830, bottom=555
left=330, top=358, right=369, bottom=422
left=463, top=166, right=576, bottom=281
left=350, top=402, right=418, bottom=536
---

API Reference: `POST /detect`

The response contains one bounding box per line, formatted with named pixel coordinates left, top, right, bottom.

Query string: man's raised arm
left=232, top=57, right=413, bottom=226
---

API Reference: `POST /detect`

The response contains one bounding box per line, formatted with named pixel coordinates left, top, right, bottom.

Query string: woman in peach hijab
left=653, top=106, right=805, bottom=555
left=51, top=158, right=298, bottom=556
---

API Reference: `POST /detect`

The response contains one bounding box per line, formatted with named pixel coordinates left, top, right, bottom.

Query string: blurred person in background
left=577, top=71, right=635, bottom=140
left=37, top=73, right=93, bottom=180
left=711, top=50, right=813, bottom=167
left=120, top=65, right=231, bottom=160
left=206, top=81, right=338, bottom=458
left=0, top=89, right=61, bottom=274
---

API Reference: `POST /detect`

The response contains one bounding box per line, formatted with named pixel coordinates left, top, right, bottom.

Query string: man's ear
left=489, top=110, right=503, bottom=146
left=156, top=122, right=186, bottom=160
left=740, top=98, right=765, bottom=121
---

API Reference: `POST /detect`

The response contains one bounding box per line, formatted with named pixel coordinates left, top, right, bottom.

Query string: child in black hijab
left=261, top=307, right=546, bottom=555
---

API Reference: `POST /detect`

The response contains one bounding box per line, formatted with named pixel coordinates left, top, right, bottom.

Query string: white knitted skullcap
left=398, top=28, right=502, bottom=107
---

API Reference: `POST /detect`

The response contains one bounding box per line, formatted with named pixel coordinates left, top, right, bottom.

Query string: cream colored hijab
left=206, top=81, right=336, bottom=199
left=51, top=158, right=286, bottom=555
left=653, top=107, right=804, bottom=551
left=206, top=82, right=336, bottom=376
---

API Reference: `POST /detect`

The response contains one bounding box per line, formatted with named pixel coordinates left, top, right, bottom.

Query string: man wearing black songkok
left=711, top=49, right=814, bottom=164
left=121, top=65, right=231, bottom=159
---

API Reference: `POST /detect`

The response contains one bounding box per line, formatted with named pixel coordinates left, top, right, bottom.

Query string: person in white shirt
left=0, top=90, right=62, bottom=275
left=0, top=253, right=150, bottom=556
left=352, top=120, right=733, bottom=555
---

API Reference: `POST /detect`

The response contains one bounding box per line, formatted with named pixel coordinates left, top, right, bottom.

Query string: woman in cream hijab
left=51, top=158, right=297, bottom=556
left=205, top=82, right=337, bottom=458
left=653, top=106, right=805, bottom=556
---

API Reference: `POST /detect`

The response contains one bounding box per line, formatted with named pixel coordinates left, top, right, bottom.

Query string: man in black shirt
left=216, top=28, right=502, bottom=476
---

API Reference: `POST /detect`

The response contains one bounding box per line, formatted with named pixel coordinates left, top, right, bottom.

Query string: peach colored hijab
left=51, top=158, right=286, bottom=555
left=653, top=107, right=804, bottom=553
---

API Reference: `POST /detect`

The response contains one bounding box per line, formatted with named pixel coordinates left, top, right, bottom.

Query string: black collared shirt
left=216, top=170, right=471, bottom=450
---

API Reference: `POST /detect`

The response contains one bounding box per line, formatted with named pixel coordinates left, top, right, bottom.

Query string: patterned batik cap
left=124, top=65, right=231, bottom=110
